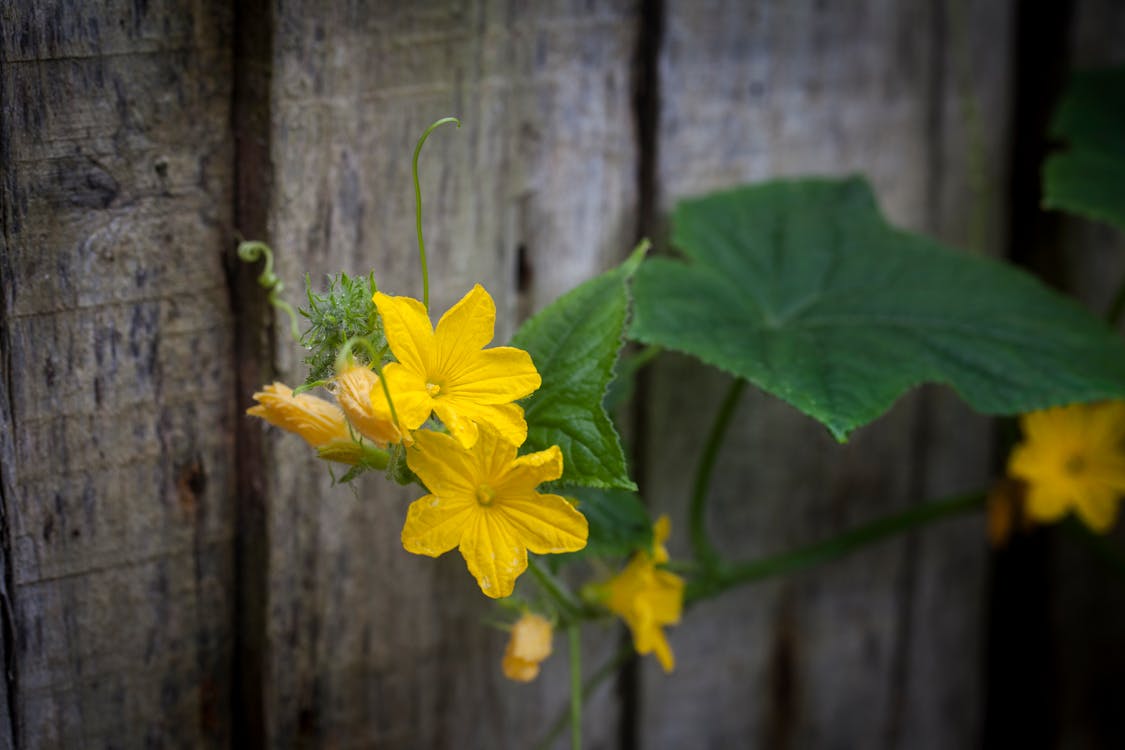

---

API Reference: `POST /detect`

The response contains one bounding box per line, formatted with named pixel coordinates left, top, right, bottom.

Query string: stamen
left=476, top=485, right=496, bottom=506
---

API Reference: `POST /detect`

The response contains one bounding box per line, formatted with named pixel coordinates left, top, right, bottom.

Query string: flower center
left=1064, top=453, right=1087, bottom=475
left=475, top=484, right=496, bottom=506
left=426, top=382, right=442, bottom=397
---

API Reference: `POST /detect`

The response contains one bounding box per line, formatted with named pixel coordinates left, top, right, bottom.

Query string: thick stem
left=690, top=378, right=747, bottom=570
left=687, top=490, right=986, bottom=603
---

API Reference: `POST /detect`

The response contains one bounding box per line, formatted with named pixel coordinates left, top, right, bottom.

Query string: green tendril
left=238, top=241, right=301, bottom=341
left=412, top=116, right=461, bottom=310
left=338, top=337, right=401, bottom=434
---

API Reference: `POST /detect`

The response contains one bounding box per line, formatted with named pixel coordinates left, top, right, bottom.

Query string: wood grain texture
left=0, top=2, right=236, bottom=747
left=251, top=2, right=638, bottom=746
left=639, top=1, right=1011, bottom=747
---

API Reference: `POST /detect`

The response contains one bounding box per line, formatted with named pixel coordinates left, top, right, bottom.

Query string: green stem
left=568, top=625, right=582, bottom=750
left=687, top=490, right=986, bottom=603
left=412, top=116, right=461, bottom=310
left=237, top=240, right=301, bottom=341
left=690, top=378, right=747, bottom=570
left=535, top=645, right=631, bottom=750
left=527, top=557, right=584, bottom=618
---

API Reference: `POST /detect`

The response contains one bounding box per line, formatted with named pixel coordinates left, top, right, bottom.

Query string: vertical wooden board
left=253, top=2, right=638, bottom=746
left=641, top=1, right=1008, bottom=746
left=0, top=2, right=236, bottom=748
left=1047, top=2, right=1125, bottom=746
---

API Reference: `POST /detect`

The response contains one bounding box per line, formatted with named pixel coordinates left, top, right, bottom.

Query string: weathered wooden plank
left=640, top=1, right=1010, bottom=746
left=0, top=2, right=236, bottom=747
left=1046, top=2, right=1125, bottom=746
left=250, top=2, right=639, bottom=746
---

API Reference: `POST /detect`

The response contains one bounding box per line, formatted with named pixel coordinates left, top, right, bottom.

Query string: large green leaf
left=631, top=177, right=1125, bottom=441
left=512, top=246, right=645, bottom=489
left=1042, top=66, right=1125, bottom=231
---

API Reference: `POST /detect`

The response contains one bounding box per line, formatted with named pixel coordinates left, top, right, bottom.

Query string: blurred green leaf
left=1042, top=66, right=1125, bottom=231
left=631, top=177, right=1125, bottom=441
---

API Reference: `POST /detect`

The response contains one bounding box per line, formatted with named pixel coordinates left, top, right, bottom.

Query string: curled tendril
left=413, top=116, right=462, bottom=311
left=337, top=337, right=401, bottom=433
left=237, top=241, right=301, bottom=341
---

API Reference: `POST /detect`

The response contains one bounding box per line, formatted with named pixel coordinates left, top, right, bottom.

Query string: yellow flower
left=371, top=284, right=541, bottom=448
left=402, top=428, right=588, bottom=598
left=598, top=515, right=684, bottom=672
left=1007, top=401, right=1125, bottom=533
left=333, top=362, right=405, bottom=446
left=502, top=613, right=554, bottom=682
left=248, top=383, right=361, bottom=463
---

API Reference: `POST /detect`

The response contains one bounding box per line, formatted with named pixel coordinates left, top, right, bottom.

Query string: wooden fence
left=2, top=1, right=1124, bottom=747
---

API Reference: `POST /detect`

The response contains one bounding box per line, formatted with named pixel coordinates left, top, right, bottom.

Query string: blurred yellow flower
left=1007, top=401, right=1125, bottom=533
left=598, top=515, right=683, bottom=672
left=502, top=612, right=554, bottom=682
left=248, top=382, right=362, bottom=464
left=371, top=285, right=540, bottom=448
left=402, top=428, right=587, bottom=598
left=333, top=362, right=405, bottom=446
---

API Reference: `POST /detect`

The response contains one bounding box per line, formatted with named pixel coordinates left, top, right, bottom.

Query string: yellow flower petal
left=599, top=517, right=684, bottom=672
left=1008, top=401, right=1125, bottom=533
left=502, top=612, right=553, bottom=683
left=370, top=363, right=434, bottom=432
left=373, top=292, right=433, bottom=374
left=408, top=429, right=483, bottom=496
left=435, top=399, right=528, bottom=448
left=434, top=283, right=499, bottom=367
left=372, top=285, right=541, bottom=446
left=498, top=493, right=589, bottom=555
left=501, top=444, right=565, bottom=491
left=401, top=493, right=478, bottom=557
left=402, top=427, right=586, bottom=598
left=445, top=347, right=541, bottom=404
left=334, top=363, right=402, bottom=446
left=1075, top=487, right=1119, bottom=533
left=247, top=382, right=350, bottom=447
left=460, top=511, right=528, bottom=599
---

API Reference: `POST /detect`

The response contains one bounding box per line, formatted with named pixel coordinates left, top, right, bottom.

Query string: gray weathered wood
left=0, top=2, right=236, bottom=747
left=640, top=1, right=1011, bottom=747
left=1048, top=2, right=1125, bottom=746
left=252, top=2, right=638, bottom=746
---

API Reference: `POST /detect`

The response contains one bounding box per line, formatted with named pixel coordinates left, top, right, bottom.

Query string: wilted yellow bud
left=247, top=383, right=350, bottom=447
left=334, top=363, right=405, bottom=446
left=502, top=613, right=553, bottom=683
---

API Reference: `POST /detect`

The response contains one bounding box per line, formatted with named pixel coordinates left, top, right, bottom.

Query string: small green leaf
left=631, top=177, right=1125, bottom=440
left=561, top=488, right=653, bottom=560
left=1042, top=66, right=1125, bottom=231
left=512, top=244, right=648, bottom=489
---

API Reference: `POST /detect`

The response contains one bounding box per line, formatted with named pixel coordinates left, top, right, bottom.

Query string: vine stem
left=568, top=625, right=582, bottom=750
left=690, top=378, right=747, bottom=570
left=527, top=557, right=584, bottom=618
left=412, top=117, right=461, bottom=310
left=534, top=645, right=631, bottom=750
left=687, top=490, right=986, bottom=603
